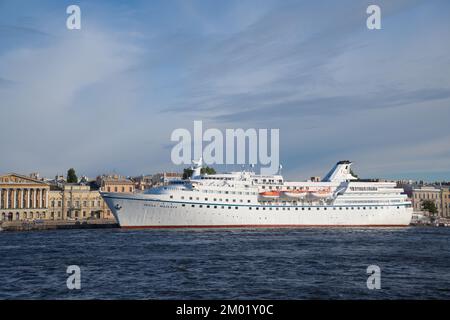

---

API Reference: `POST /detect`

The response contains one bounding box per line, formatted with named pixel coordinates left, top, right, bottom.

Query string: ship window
left=233, top=199, right=236, bottom=202
left=221, top=206, right=224, bottom=209
left=235, top=207, right=238, bottom=210
left=363, top=207, right=366, bottom=210
left=228, top=207, right=231, bottom=209
left=249, top=207, right=252, bottom=210
left=346, top=207, right=348, bottom=210
left=181, top=196, right=184, bottom=199
left=182, top=204, right=185, bottom=207
left=397, top=206, right=400, bottom=209
left=207, top=205, right=210, bottom=208
left=199, top=205, right=203, bottom=208
left=240, top=200, right=243, bottom=203
left=225, top=199, right=229, bottom=202
left=263, top=207, right=266, bottom=210
left=256, top=207, right=259, bottom=210
left=170, top=196, right=173, bottom=199
left=191, top=205, right=195, bottom=207
left=189, top=197, right=192, bottom=200
left=295, top=208, right=298, bottom=210
left=247, top=200, right=251, bottom=203
left=214, top=206, right=217, bottom=209
left=317, top=208, right=320, bottom=210
left=351, top=207, right=354, bottom=210
left=333, top=208, right=336, bottom=210
left=205, top=198, right=208, bottom=201
left=302, top=208, right=305, bottom=211
left=282, top=208, right=285, bottom=210
left=339, top=207, right=342, bottom=210
left=324, top=208, right=327, bottom=210
left=196, top=197, right=199, bottom=200
left=308, top=208, right=311, bottom=211
left=214, top=198, right=217, bottom=201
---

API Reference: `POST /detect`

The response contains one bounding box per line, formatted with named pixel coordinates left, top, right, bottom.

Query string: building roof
left=0, top=173, right=49, bottom=186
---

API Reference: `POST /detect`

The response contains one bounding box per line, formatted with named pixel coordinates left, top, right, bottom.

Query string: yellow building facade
left=0, top=173, right=49, bottom=221
left=48, top=184, right=111, bottom=220
left=441, top=188, right=450, bottom=218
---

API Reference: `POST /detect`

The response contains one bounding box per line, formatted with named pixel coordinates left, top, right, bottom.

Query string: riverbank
left=0, top=219, right=119, bottom=232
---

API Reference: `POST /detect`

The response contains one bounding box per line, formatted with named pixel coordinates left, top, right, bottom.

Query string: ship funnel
left=191, top=157, right=203, bottom=179
left=322, top=160, right=357, bottom=183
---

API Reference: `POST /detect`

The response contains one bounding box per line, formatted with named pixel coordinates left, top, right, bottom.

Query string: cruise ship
left=101, top=160, right=412, bottom=228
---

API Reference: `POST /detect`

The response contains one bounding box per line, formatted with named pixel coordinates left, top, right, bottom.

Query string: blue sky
left=1, top=0, right=450, bottom=181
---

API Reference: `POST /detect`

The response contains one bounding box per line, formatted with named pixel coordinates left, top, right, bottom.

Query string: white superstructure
left=102, top=160, right=412, bottom=228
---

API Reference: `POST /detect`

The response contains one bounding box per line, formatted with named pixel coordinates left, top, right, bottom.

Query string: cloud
left=0, top=23, right=145, bottom=176
left=0, top=0, right=450, bottom=180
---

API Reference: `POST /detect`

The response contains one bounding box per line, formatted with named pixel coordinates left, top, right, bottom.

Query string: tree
left=182, top=166, right=216, bottom=179
left=182, top=168, right=193, bottom=180
left=422, top=200, right=438, bottom=216
left=201, top=166, right=216, bottom=175
left=67, top=168, right=78, bottom=183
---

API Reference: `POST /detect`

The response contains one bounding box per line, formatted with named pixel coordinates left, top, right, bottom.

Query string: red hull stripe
left=122, top=224, right=408, bottom=229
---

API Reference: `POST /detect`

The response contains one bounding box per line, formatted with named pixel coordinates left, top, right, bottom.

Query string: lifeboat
left=284, top=189, right=308, bottom=199
left=259, top=191, right=281, bottom=199
left=309, top=188, right=332, bottom=199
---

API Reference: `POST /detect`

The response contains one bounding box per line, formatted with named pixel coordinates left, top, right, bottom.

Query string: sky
left=0, top=0, right=450, bottom=181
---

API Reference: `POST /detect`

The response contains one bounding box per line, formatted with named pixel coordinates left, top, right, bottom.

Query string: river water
left=1, top=227, right=449, bottom=299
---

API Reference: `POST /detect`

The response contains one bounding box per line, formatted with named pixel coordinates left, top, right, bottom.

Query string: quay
left=0, top=219, right=118, bottom=232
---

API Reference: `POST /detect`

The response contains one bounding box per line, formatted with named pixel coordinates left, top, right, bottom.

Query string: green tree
left=182, top=166, right=216, bottom=179
left=182, top=168, right=193, bottom=180
left=67, top=168, right=78, bottom=183
left=201, top=166, right=216, bottom=175
left=422, top=200, right=438, bottom=215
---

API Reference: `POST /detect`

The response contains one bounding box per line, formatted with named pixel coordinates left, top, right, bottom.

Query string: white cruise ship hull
left=102, top=193, right=413, bottom=228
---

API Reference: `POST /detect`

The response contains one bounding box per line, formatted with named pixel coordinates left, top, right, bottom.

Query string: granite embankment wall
left=0, top=219, right=119, bottom=232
